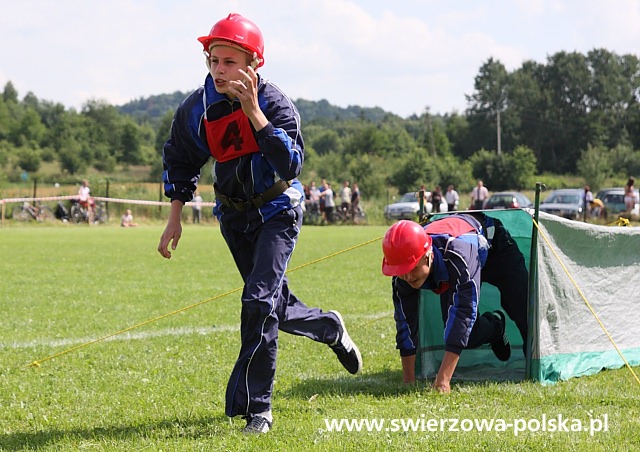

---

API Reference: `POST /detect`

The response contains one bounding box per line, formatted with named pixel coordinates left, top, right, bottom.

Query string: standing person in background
left=320, top=181, right=336, bottom=224
left=445, top=184, right=459, bottom=212
left=157, top=13, right=361, bottom=435
left=339, top=180, right=352, bottom=216
left=318, top=178, right=327, bottom=221
left=625, top=177, right=636, bottom=214
left=583, top=185, right=594, bottom=221
left=308, top=180, right=321, bottom=219
left=78, top=179, right=95, bottom=223
left=470, top=180, right=489, bottom=210
left=351, top=182, right=361, bottom=222
left=430, top=185, right=443, bottom=213
left=192, top=190, right=203, bottom=224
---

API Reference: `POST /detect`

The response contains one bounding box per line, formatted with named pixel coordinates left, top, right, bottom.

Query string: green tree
left=154, top=109, right=174, bottom=154
left=309, top=129, right=343, bottom=155
left=468, top=147, right=535, bottom=191
left=577, top=144, right=613, bottom=190
left=345, top=153, right=387, bottom=199
left=58, top=136, right=86, bottom=174
left=344, top=123, right=393, bottom=156
left=16, top=144, right=42, bottom=173
left=445, top=113, right=475, bottom=160
left=466, top=58, right=509, bottom=155
left=507, top=61, right=551, bottom=167
left=119, top=121, right=143, bottom=164
left=2, top=81, right=18, bottom=104
left=9, top=108, right=47, bottom=147
left=509, top=145, right=538, bottom=190
left=82, top=99, right=123, bottom=164
left=389, top=148, right=436, bottom=193
left=0, top=97, right=13, bottom=140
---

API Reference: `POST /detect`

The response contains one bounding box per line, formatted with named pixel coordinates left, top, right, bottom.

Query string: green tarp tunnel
left=416, top=209, right=640, bottom=384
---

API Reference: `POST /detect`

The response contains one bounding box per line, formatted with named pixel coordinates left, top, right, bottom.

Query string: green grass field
left=1, top=224, right=638, bottom=451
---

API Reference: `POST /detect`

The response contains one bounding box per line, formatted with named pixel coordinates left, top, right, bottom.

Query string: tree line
left=1, top=47, right=639, bottom=198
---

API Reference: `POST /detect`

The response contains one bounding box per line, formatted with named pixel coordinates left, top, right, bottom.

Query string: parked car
left=384, top=192, right=448, bottom=220
left=595, top=187, right=640, bottom=217
left=539, top=188, right=584, bottom=220
left=483, top=191, right=533, bottom=210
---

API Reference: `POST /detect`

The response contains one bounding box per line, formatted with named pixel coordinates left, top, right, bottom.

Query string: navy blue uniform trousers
left=220, top=206, right=340, bottom=417
left=452, top=215, right=528, bottom=348
left=476, top=216, right=529, bottom=345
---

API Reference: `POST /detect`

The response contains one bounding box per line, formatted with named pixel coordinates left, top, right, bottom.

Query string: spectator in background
left=470, top=180, right=489, bottom=210
left=120, top=209, right=138, bottom=227
left=318, top=178, right=327, bottom=220
left=192, top=190, right=203, bottom=224
left=320, top=181, right=335, bottom=224
left=78, top=179, right=95, bottom=223
left=583, top=185, right=594, bottom=220
left=339, top=180, right=352, bottom=215
left=590, top=197, right=605, bottom=219
left=445, top=184, right=459, bottom=212
left=430, top=185, right=443, bottom=213
left=625, top=177, right=636, bottom=214
left=351, top=182, right=361, bottom=222
left=308, top=180, right=320, bottom=217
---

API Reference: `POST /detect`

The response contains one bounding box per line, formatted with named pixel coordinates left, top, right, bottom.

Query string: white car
left=384, top=192, right=448, bottom=220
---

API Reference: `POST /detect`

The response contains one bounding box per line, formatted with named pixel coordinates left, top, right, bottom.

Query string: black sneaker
left=489, top=310, right=511, bottom=361
left=328, top=310, right=362, bottom=374
left=242, top=415, right=272, bottom=434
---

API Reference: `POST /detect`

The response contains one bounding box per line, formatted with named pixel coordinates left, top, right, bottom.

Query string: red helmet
left=381, top=220, right=432, bottom=276
left=198, top=13, right=265, bottom=68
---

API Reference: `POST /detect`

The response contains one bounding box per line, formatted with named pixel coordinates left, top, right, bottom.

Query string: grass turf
left=0, top=224, right=638, bottom=451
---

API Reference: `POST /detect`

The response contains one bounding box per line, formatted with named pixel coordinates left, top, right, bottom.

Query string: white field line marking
left=2, top=312, right=392, bottom=350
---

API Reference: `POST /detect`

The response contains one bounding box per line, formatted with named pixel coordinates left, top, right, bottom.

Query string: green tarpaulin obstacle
left=416, top=208, right=640, bottom=384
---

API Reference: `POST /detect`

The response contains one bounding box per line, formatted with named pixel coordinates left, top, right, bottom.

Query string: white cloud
left=1, top=0, right=639, bottom=118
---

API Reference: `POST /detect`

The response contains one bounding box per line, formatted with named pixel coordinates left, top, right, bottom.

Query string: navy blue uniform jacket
left=393, top=214, right=491, bottom=356
left=162, top=73, right=305, bottom=232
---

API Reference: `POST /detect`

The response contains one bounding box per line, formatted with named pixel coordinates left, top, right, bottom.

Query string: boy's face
left=397, top=253, right=431, bottom=289
left=208, top=45, right=251, bottom=99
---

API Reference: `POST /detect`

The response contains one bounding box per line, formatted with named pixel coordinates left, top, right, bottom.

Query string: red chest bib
left=204, top=108, right=260, bottom=162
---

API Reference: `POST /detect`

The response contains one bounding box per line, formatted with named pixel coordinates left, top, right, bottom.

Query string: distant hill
left=118, top=92, right=397, bottom=127
left=118, top=91, right=190, bottom=127
left=292, top=98, right=398, bottom=123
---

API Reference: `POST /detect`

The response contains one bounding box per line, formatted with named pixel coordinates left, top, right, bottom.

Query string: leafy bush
left=470, top=146, right=537, bottom=191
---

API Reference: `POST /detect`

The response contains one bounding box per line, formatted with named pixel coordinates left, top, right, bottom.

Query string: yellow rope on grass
left=532, top=217, right=640, bottom=386
left=28, top=286, right=243, bottom=368
left=27, top=236, right=383, bottom=368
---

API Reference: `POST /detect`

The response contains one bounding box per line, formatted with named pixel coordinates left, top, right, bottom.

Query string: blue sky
left=1, top=0, right=639, bottom=118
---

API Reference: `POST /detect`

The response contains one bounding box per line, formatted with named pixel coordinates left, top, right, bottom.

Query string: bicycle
left=12, top=202, right=55, bottom=222
left=329, top=205, right=368, bottom=225
left=351, top=205, right=368, bottom=224
left=330, top=205, right=350, bottom=224
left=69, top=200, right=109, bottom=224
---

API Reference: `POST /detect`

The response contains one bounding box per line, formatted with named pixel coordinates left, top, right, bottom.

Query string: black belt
left=214, top=180, right=291, bottom=212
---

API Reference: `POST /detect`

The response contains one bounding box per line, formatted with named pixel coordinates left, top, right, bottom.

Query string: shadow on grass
left=282, top=368, right=525, bottom=400
left=0, top=414, right=228, bottom=451
left=283, top=369, right=424, bottom=399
